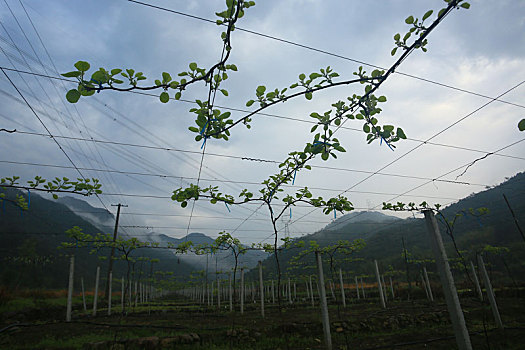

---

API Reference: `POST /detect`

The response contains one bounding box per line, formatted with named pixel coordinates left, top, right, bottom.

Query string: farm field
left=1, top=288, right=524, bottom=349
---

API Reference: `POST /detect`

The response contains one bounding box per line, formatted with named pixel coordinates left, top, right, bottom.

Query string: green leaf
left=391, top=47, right=398, bottom=56
left=74, top=61, right=90, bottom=72
left=66, top=89, right=81, bottom=103
left=305, top=92, right=313, bottom=100
left=175, top=92, right=182, bottom=100
left=383, top=125, right=394, bottom=133
left=220, top=89, right=228, bottom=96
left=189, top=62, right=197, bottom=71
left=378, top=96, right=387, bottom=102
left=363, top=124, right=370, bottom=133
left=246, top=99, right=255, bottom=107
left=160, top=92, right=169, bottom=103
left=162, top=72, right=171, bottom=82
left=394, top=33, right=400, bottom=41
left=518, top=118, right=525, bottom=131
left=91, top=70, right=107, bottom=84
left=78, top=84, right=95, bottom=96
left=299, top=73, right=306, bottom=80
left=61, top=71, right=81, bottom=78
left=460, top=2, right=470, bottom=9
left=405, top=15, right=414, bottom=24
left=422, top=10, right=433, bottom=21
left=52, top=194, right=58, bottom=199
left=396, top=127, right=407, bottom=139
left=256, top=85, right=266, bottom=94
left=110, top=68, right=122, bottom=75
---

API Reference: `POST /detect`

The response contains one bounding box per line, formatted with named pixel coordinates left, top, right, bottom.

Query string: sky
left=0, top=0, right=524, bottom=245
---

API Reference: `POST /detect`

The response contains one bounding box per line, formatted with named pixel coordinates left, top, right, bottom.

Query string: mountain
left=140, top=232, right=268, bottom=273
left=247, top=172, right=525, bottom=281
left=57, top=196, right=114, bottom=234
left=323, top=211, right=401, bottom=231
left=0, top=189, right=196, bottom=290
left=42, top=196, right=268, bottom=275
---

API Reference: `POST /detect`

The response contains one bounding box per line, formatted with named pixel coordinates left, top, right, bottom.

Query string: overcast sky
left=1, top=0, right=524, bottom=245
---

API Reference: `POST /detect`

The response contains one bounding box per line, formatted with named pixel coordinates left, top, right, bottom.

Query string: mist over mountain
left=57, top=196, right=115, bottom=234
left=55, top=199, right=268, bottom=272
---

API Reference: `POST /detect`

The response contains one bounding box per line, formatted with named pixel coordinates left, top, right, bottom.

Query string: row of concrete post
left=66, top=261, right=158, bottom=322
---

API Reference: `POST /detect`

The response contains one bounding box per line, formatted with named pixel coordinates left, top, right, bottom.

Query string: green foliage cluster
left=0, top=175, right=102, bottom=210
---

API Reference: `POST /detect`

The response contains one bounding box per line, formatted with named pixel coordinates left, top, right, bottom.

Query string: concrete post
left=355, top=276, right=360, bottom=300
left=477, top=254, right=503, bottom=329
left=360, top=277, right=366, bottom=298
left=81, top=277, right=87, bottom=311
left=217, top=279, right=221, bottom=310
left=92, top=266, right=100, bottom=316
left=421, top=272, right=430, bottom=300
left=315, top=251, right=332, bottom=350
left=259, top=261, right=264, bottom=317
left=424, top=210, right=472, bottom=350
left=107, top=271, right=112, bottom=315
left=470, top=261, right=483, bottom=301
left=306, top=280, right=310, bottom=300
left=288, top=278, right=292, bottom=304
left=229, top=273, right=233, bottom=312
left=339, top=268, right=346, bottom=307
left=423, top=266, right=434, bottom=302
left=121, top=277, right=124, bottom=311
left=271, top=279, right=275, bottom=304
left=66, top=255, right=75, bottom=322
left=381, top=275, right=388, bottom=302
left=374, top=260, right=386, bottom=309
left=240, top=268, right=244, bottom=314
left=329, top=280, right=336, bottom=300
left=309, top=275, right=315, bottom=306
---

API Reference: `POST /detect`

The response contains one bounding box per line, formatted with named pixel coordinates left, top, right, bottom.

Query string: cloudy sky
left=1, top=0, right=524, bottom=245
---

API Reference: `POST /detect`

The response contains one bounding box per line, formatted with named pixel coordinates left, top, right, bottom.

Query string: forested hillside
left=0, top=189, right=196, bottom=290
left=249, top=172, right=525, bottom=282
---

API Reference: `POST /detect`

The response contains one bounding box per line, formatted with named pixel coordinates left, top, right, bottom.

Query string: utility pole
left=105, top=203, right=127, bottom=300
